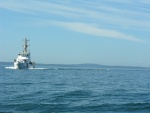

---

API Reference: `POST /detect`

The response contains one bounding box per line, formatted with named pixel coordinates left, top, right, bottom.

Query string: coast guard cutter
left=14, top=38, right=35, bottom=69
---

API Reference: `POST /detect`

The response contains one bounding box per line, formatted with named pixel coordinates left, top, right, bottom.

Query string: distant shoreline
left=1, top=62, right=150, bottom=68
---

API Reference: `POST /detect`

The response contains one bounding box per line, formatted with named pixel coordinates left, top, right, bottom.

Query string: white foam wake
left=5, top=67, right=17, bottom=69
left=5, top=67, right=48, bottom=70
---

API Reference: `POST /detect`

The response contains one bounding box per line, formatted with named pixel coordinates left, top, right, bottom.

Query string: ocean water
left=0, top=62, right=150, bottom=113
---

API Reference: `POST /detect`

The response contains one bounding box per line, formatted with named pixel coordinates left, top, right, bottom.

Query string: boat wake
left=5, top=67, right=48, bottom=70
left=5, top=66, right=113, bottom=70
left=5, top=67, right=17, bottom=69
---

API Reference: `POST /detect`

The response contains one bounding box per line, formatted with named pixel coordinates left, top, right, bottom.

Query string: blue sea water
left=0, top=62, right=150, bottom=113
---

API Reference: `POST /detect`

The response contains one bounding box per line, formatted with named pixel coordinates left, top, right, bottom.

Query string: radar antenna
left=23, top=38, right=29, bottom=52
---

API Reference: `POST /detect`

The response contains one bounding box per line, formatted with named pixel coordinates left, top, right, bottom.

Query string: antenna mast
left=23, top=38, right=29, bottom=52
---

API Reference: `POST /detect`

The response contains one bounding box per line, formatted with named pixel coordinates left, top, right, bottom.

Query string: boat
left=14, top=38, right=35, bottom=69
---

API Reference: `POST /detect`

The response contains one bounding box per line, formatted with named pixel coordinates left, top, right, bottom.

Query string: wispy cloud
left=52, top=21, right=145, bottom=43
left=0, top=0, right=149, bottom=26
left=140, top=0, right=150, bottom=5
left=0, top=0, right=149, bottom=42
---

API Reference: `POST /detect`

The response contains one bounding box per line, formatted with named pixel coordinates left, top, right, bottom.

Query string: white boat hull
left=14, top=62, right=26, bottom=69
left=14, top=61, right=35, bottom=69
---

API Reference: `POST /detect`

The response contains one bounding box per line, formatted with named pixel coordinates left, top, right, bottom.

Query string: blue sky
left=0, top=0, right=150, bottom=67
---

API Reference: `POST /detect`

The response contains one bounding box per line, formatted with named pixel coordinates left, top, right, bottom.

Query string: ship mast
left=23, top=38, right=29, bottom=53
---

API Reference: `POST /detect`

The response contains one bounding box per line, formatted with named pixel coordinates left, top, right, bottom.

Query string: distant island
left=1, top=62, right=149, bottom=69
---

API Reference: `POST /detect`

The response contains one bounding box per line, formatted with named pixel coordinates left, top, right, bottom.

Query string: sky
left=0, top=0, right=150, bottom=67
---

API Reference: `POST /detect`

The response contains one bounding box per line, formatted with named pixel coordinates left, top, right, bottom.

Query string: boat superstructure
left=14, top=38, right=35, bottom=69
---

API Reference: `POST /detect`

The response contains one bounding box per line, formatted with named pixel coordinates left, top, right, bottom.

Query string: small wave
left=71, top=102, right=150, bottom=112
